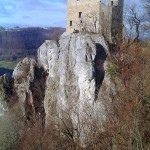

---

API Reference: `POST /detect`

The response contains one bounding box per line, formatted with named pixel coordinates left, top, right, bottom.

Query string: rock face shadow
left=94, top=43, right=107, bottom=101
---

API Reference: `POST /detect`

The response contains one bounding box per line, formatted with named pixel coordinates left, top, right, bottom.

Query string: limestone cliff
left=0, top=33, right=111, bottom=145
left=38, top=33, right=109, bottom=119
left=13, top=57, right=46, bottom=125
left=38, top=33, right=110, bottom=144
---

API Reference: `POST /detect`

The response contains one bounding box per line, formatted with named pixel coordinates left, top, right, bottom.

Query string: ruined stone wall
left=66, top=0, right=102, bottom=33
left=66, top=0, right=124, bottom=42
left=101, top=4, right=112, bottom=41
left=106, top=0, right=119, bottom=6
left=105, top=0, right=124, bottom=41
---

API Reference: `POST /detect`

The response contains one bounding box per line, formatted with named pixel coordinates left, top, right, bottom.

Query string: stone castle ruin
left=66, top=0, right=124, bottom=41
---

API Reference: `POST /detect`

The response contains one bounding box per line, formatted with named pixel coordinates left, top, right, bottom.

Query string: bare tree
left=76, top=11, right=99, bottom=33
left=129, top=6, right=141, bottom=40
left=124, top=1, right=150, bottom=41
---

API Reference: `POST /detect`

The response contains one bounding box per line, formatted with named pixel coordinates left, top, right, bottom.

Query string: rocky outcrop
left=38, top=33, right=108, bottom=113
left=13, top=58, right=46, bottom=125
left=13, top=58, right=36, bottom=102
left=1, top=33, right=110, bottom=145
left=38, top=33, right=109, bottom=144
left=0, top=75, right=17, bottom=116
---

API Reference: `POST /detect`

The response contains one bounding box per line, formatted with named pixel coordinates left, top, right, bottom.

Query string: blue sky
left=0, top=0, right=141, bottom=28
left=0, top=0, right=66, bottom=27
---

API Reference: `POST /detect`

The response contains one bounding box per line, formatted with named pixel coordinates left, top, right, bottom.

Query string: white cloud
left=0, top=0, right=66, bottom=27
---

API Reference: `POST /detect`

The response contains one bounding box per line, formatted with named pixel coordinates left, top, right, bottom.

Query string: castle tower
left=106, top=0, right=124, bottom=7
left=66, top=0, right=124, bottom=42
left=106, top=0, right=124, bottom=41
left=66, top=0, right=102, bottom=33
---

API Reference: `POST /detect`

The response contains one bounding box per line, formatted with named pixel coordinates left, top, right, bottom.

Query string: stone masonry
left=66, top=0, right=124, bottom=42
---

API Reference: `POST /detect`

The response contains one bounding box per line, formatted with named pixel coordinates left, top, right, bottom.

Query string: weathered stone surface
left=13, top=58, right=46, bottom=124
left=0, top=75, right=14, bottom=116
left=66, top=0, right=124, bottom=42
left=13, top=58, right=36, bottom=102
left=38, top=33, right=109, bottom=144
left=1, top=33, right=111, bottom=145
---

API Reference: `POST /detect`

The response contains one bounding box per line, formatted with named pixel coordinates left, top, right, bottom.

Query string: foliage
left=105, top=40, right=150, bottom=150
left=0, top=105, right=25, bottom=150
left=107, top=62, right=117, bottom=81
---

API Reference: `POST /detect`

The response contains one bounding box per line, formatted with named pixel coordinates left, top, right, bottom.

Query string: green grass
left=107, top=62, right=117, bottom=81
left=0, top=61, right=17, bottom=70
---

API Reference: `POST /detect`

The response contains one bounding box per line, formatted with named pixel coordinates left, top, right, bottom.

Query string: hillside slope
left=0, top=27, right=65, bottom=61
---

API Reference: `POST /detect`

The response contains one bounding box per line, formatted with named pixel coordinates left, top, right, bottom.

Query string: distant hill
left=0, top=27, right=65, bottom=61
